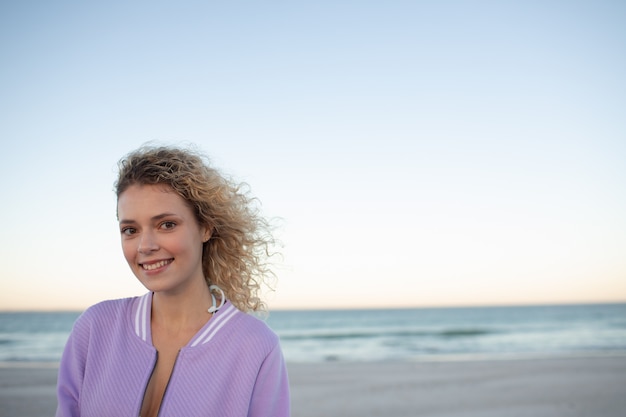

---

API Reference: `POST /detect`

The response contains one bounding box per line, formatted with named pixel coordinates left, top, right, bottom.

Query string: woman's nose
left=138, top=231, right=159, bottom=254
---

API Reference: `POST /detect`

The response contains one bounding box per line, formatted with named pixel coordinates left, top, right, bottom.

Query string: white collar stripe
left=190, top=304, right=237, bottom=347
left=134, top=294, right=143, bottom=339
left=135, top=293, right=150, bottom=342
left=141, top=294, right=149, bottom=341
left=198, top=306, right=238, bottom=345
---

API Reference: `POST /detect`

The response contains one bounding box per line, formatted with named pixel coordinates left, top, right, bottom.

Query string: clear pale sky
left=1, top=1, right=625, bottom=310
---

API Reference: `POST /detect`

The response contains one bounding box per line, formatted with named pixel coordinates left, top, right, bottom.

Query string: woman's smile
left=140, top=259, right=174, bottom=271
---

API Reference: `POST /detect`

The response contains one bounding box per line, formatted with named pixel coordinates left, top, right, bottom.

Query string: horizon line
left=1, top=299, right=625, bottom=313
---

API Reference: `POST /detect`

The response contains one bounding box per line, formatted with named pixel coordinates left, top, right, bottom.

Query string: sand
left=0, top=363, right=58, bottom=417
left=1, top=355, right=625, bottom=417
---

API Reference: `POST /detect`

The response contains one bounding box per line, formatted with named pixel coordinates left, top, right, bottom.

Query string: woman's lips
left=140, top=259, right=173, bottom=271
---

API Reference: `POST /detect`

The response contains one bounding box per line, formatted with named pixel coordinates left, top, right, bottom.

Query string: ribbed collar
left=132, top=292, right=239, bottom=347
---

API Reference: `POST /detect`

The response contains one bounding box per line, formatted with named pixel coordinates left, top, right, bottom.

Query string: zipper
left=156, top=350, right=181, bottom=417
left=138, top=351, right=159, bottom=417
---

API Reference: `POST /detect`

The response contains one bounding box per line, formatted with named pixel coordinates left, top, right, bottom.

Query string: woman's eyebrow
left=119, top=213, right=178, bottom=224
left=151, top=213, right=177, bottom=221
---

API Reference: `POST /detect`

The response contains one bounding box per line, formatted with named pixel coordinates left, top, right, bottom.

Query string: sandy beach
left=1, top=355, right=625, bottom=417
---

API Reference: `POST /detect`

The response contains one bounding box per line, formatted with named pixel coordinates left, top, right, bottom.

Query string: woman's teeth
left=142, top=260, right=171, bottom=270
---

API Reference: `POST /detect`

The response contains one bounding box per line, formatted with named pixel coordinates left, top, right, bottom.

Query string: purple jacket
left=56, top=292, right=290, bottom=416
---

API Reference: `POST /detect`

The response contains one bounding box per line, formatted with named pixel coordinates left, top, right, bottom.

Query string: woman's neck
left=150, top=280, right=213, bottom=332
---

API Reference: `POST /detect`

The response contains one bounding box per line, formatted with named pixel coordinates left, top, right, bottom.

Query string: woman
left=56, top=145, right=290, bottom=417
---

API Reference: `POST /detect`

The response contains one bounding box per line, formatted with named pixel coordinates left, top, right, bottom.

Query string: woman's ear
left=202, top=226, right=212, bottom=243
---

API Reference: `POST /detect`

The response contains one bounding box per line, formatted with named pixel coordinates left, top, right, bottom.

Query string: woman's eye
left=121, top=227, right=136, bottom=236
left=160, top=221, right=176, bottom=230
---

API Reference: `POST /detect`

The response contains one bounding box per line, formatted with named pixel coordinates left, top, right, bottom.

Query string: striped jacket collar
left=132, top=292, right=239, bottom=347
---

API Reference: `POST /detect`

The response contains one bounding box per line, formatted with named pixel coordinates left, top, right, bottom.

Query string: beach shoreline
left=1, top=355, right=625, bottom=417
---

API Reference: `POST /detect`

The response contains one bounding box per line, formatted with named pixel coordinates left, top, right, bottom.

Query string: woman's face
left=117, top=184, right=210, bottom=295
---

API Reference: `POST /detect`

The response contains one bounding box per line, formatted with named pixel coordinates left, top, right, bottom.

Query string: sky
left=1, top=0, right=625, bottom=310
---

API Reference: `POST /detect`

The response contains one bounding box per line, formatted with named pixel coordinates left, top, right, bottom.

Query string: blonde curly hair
left=115, top=145, right=275, bottom=312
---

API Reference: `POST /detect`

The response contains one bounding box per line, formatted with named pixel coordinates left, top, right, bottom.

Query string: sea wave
left=279, top=327, right=496, bottom=341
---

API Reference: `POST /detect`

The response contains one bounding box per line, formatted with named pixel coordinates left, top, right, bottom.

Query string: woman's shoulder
left=74, top=295, right=144, bottom=329
left=84, top=295, right=138, bottom=315
left=227, top=307, right=280, bottom=346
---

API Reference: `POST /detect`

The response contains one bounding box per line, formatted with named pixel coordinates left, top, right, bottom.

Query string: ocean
left=1, top=303, right=625, bottom=363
